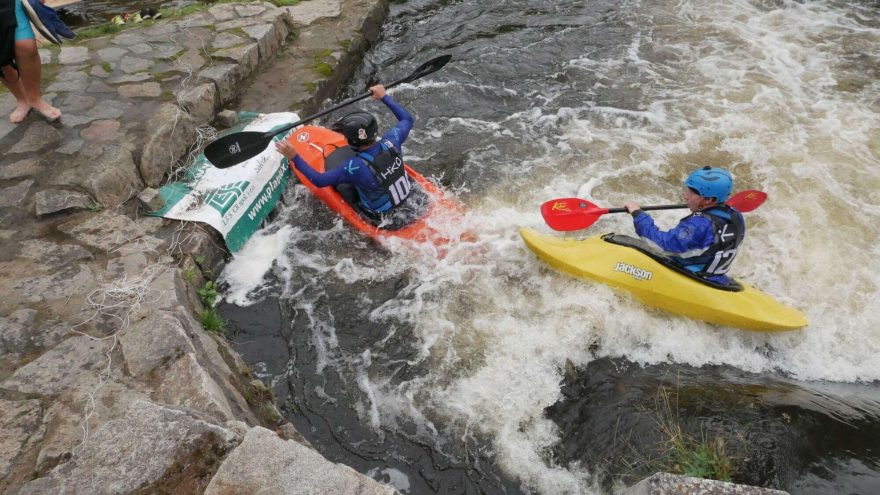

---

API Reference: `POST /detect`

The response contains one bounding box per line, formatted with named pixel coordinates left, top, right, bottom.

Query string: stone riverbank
left=0, top=1, right=397, bottom=493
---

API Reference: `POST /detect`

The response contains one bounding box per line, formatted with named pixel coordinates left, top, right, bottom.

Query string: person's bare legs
left=1, top=65, right=31, bottom=123
left=15, top=38, right=60, bottom=121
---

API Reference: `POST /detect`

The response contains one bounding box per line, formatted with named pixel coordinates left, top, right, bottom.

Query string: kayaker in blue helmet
left=275, top=84, right=415, bottom=220
left=623, top=167, right=745, bottom=285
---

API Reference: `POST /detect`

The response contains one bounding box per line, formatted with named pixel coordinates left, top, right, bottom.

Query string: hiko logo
left=614, top=262, right=653, bottom=281
left=296, top=132, right=309, bottom=142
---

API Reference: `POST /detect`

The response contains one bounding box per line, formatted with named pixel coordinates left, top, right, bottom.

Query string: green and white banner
left=151, top=112, right=295, bottom=252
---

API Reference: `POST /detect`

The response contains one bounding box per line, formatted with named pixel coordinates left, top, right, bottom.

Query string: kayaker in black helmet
left=275, top=84, right=415, bottom=221
left=623, top=166, right=745, bottom=285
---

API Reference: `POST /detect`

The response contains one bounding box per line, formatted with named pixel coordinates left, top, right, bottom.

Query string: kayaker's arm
left=379, top=94, right=413, bottom=147
left=275, top=140, right=351, bottom=188
left=632, top=213, right=715, bottom=254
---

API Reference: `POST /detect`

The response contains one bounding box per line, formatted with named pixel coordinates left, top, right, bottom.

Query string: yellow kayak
left=520, top=228, right=808, bottom=331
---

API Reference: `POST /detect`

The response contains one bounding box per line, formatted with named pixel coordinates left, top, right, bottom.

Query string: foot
left=9, top=102, right=30, bottom=123
left=31, top=99, right=61, bottom=122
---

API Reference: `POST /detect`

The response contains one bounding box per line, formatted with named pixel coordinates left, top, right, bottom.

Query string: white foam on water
left=221, top=224, right=296, bottom=306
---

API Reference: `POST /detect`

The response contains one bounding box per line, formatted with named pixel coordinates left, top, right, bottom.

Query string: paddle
left=541, top=189, right=767, bottom=232
left=204, top=55, right=453, bottom=168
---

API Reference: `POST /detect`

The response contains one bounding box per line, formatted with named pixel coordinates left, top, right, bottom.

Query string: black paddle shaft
left=205, top=55, right=453, bottom=168
left=606, top=204, right=687, bottom=214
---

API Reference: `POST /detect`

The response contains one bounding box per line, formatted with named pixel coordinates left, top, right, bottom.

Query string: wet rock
left=9, top=122, right=62, bottom=154
left=34, top=381, right=148, bottom=474
left=0, top=179, right=33, bottom=207
left=140, top=103, right=198, bottom=187
left=138, top=187, right=165, bottom=211
left=35, top=189, right=95, bottom=217
left=242, top=23, right=283, bottom=60
left=80, top=119, right=121, bottom=142
left=0, top=158, right=41, bottom=180
left=176, top=12, right=216, bottom=29
left=0, top=399, right=45, bottom=486
left=205, top=427, right=398, bottom=495
left=216, top=109, right=239, bottom=128
left=72, top=145, right=143, bottom=206
left=213, top=32, right=246, bottom=50
left=86, top=100, right=130, bottom=120
left=11, top=264, right=97, bottom=306
left=118, top=81, right=162, bottom=98
left=96, top=47, right=127, bottom=63
left=59, top=210, right=145, bottom=252
left=208, top=3, right=238, bottom=22
left=235, top=3, right=268, bottom=17
left=0, top=313, right=69, bottom=365
left=120, top=310, right=195, bottom=376
left=86, top=80, right=116, bottom=94
left=112, top=31, right=148, bottom=46
left=46, top=78, right=89, bottom=93
left=172, top=48, right=207, bottom=72
left=120, top=55, right=153, bottom=74
left=108, top=73, right=152, bottom=84
left=214, top=43, right=260, bottom=75
left=89, top=65, right=109, bottom=77
left=1, top=335, right=109, bottom=396
left=59, top=94, right=97, bottom=113
left=621, top=472, right=790, bottom=495
left=199, top=63, right=243, bottom=105
left=17, top=400, right=239, bottom=495
left=158, top=352, right=236, bottom=422
left=56, top=139, right=83, bottom=155
left=17, top=238, right=93, bottom=266
left=178, top=83, right=218, bottom=122
left=56, top=70, right=88, bottom=82
left=58, top=46, right=89, bottom=65
left=287, top=0, right=342, bottom=26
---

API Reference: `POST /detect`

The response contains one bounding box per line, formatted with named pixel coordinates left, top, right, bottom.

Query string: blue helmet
left=684, top=167, right=733, bottom=202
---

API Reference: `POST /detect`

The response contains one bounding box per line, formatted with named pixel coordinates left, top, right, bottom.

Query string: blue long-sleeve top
left=632, top=211, right=731, bottom=284
left=293, top=94, right=413, bottom=211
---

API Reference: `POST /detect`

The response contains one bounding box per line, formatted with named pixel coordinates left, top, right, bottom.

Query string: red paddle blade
left=727, top=189, right=767, bottom=212
left=540, top=198, right=607, bottom=231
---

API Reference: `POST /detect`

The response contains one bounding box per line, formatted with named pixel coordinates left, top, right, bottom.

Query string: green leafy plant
left=197, top=280, right=219, bottom=307
left=654, top=386, right=733, bottom=482
left=199, top=307, right=226, bottom=334
left=182, top=265, right=197, bottom=283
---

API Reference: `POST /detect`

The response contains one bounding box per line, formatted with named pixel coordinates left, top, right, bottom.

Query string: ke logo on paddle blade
left=551, top=201, right=571, bottom=212
left=229, top=142, right=242, bottom=155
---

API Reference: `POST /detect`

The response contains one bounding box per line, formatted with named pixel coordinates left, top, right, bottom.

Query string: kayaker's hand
left=624, top=202, right=641, bottom=214
left=275, top=140, right=296, bottom=160
left=369, top=85, right=386, bottom=100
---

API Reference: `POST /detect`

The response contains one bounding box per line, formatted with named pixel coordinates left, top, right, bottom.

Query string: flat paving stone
left=80, top=120, right=121, bottom=141
left=58, top=46, right=90, bottom=64
left=0, top=179, right=34, bottom=207
left=118, top=82, right=162, bottom=99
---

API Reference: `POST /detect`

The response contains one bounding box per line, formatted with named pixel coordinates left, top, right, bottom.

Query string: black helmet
left=331, top=111, right=378, bottom=147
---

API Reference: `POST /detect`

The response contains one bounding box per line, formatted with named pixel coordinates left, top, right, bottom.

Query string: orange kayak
left=287, top=125, right=464, bottom=245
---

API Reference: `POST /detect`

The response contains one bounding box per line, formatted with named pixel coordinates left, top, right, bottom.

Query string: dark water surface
left=219, top=0, right=880, bottom=493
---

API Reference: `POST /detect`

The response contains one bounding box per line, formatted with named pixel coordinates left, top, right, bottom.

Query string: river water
left=217, top=1, right=880, bottom=493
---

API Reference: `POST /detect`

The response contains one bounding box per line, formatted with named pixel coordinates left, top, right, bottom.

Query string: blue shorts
left=15, top=0, right=35, bottom=41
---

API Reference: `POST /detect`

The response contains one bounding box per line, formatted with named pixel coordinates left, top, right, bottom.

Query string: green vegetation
left=197, top=280, right=226, bottom=335
left=74, top=23, right=123, bottom=40
left=197, top=280, right=219, bottom=307
left=101, top=62, right=113, bottom=73
left=651, top=386, right=733, bottom=481
left=182, top=265, right=197, bottom=283
left=313, top=61, right=333, bottom=77
left=271, top=0, right=300, bottom=6
left=199, top=308, right=226, bottom=334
